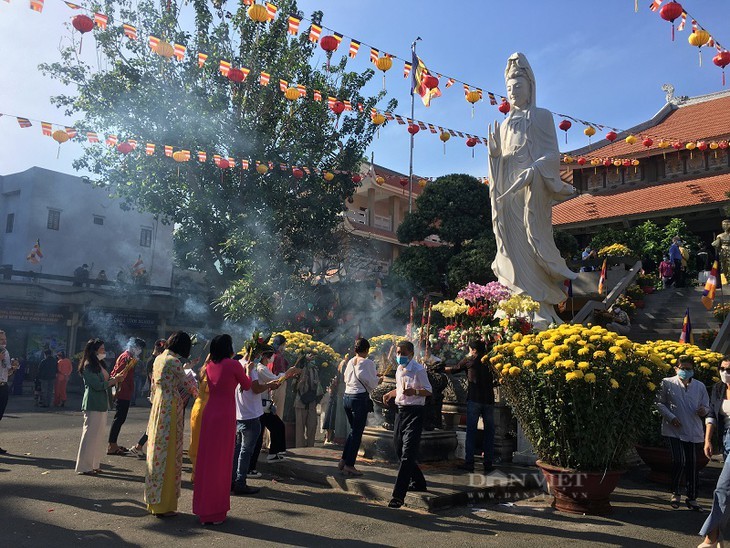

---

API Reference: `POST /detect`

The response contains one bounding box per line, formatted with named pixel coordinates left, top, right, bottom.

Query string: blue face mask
left=677, top=369, right=693, bottom=380
left=397, top=356, right=409, bottom=366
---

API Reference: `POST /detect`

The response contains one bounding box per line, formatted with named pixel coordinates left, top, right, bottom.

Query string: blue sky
left=1, top=0, right=729, bottom=179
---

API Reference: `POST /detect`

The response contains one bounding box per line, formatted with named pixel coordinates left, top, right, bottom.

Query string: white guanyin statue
left=488, top=52, right=578, bottom=329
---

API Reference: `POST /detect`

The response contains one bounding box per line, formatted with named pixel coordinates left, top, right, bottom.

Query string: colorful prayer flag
left=41, top=122, right=52, bottom=136
left=649, top=0, right=663, bottom=12
left=197, top=52, right=208, bottom=68
left=241, top=160, right=249, bottom=170
left=265, top=2, right=278, bottom=19
left=487, top=92, right=497, bottom=105
left=173, top=43, right=186, bottom=61
left=122, top=24, right=137, bottom=40
left=279, top=79, right=288, bottom=92
left=132, top=256, right=145, bottom=276
left=445, top=78, right=455, bottom=88
left=145, top=143, right=155, bottom=155
left=677, top=12, right=687, bottom=31
left=259, top=72, right=270, bottom=86
left=701, top=261, right=719, bottom=310
left=287, top=15, right=301, bottom=35
left=411, top=52, right=441, bottom=107
left=105, top=135, right=117, bottom=146
left=679, top=308, right=693, bottom=344
left=149, top=36, right=160, bottom=51
left=29, top=0, right=44, bottom=13
left=313, top=90, right=322, bottom=101
left=64, top=2, right=82, bottom=8
left=86, top=131, right=99, bottom=143
left=219, top=60, right=231, bottom=77
left=349, top=39, right=360, bottom=58
left=598, top=259, right=607, bottom=294
left=65, top=127, right=77, bottom=138
left=197, top=151, right=207, bottom=162
left=16, top=117, right=32, bottom=128
left=308, top=24, right=322, bottom=43
left=403, top=62, right=412, bottom=78
left=128, top=139, right=138, bottom=149
left=94, top=13, right=108, bottom=29
left=26, top=239, right=43, bottom=264
left=297, top=84, right=306, bottom=97
left=164, top=145, right=173, bottom=157
left=370, top=48, right=379, bottom=64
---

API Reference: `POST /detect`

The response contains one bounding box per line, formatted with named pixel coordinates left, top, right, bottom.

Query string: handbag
left=352, top=359, right=375, bottom=413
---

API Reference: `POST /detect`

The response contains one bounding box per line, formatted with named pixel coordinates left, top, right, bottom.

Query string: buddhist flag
left=105, top=134, right=117, bottom=146
left=403, top=62, right=412, bottom=78
left=164, top=145, right=173, bottom=157
left=370, top=47, right=379, bottom=64
left=445, top=78, right=455, bottom=88
left=197, top=52, right=208, bottom=68
left=173, top=43, right=186, bottom=61
left=297, top=84, right=306, bottom=97
left=349, top=39, right=360, bottom=58
left=94, top=13, right=108, bottom=29
left=30, top=0, right=44, bottom=13
left=149, top=36, right=160, bottom=51
left=26, top=239, right=43, bottom=264
left=308, top=24, right=321, bottom=43
left=313, top=90, right=322, bottom=101
left=41, top=122, right=52, bottom=136
left=563, top=279, right=573, bottom=298
left=649, top=0, right=663, bottom=12
left=411, top=52, right=441, bottom=107
left=679, top=308, right=693, bottom=344
left=279, top=79, right=288, bottom=92
left=197, top=151, right=207, bottom=162
left=17, top=117, right=32, bottom=128
left=86, top=131, right=99, bottom=143
left=265, top=2, right=278, bottom=19
left=487, top=92, right=497, bottom=105
left=128, top=139, right=138, bottom=149
left=123, top=24, right=137, bottom=40
left=219, top=60, right=231, bottom=77
left=598, top=259, right=607, bottom=294
left=145, top=143, right=155, bottom=155
left=241, top=160, right=249, bottom=170
left=677, top=12, right=687, bottom=31
left=64, top=2, right=82, bottom=8
left=65, top=127, right=77, bottom=138
left=287, top=15, right=301, bottom=35
left=132, top=256, right=145, bottom=276
left=259, top=72, right=270, bottom=86
left=701, top=261, right=719, bottom=310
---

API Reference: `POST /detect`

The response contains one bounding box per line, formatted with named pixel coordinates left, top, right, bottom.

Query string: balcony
left=345, top=211, right=394, bottom=233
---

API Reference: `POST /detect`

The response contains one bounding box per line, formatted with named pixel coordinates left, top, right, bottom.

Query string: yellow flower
left=523, top=360, right=534, bottom=368
left=508, top=366, right=522, bottom=377
left=544, top=369, right=554, bottom=376
left=490, top=355, right=503, bottom=364
left=562, top=359, right=576, bottom=369
left=578, top=361, right=590, bottom=370
left=543, top=341, right=556, bottom=351
left=527, top=345, right=539, bottom=353
left=646, top=382, right=657, bottom=391
left=609, top=346, right=622, bottom=354
left=512, top=333, right=523, bottom=341
left=577, top=347, right=590, bottom=356
left=584, top=373, right=597, bottom=383
left=614, top=352, right=627, bottom=362
left=566, top=370, right=584, bottom=382
left=610, top=378, right=619, bottom=389
left=593, top=351, right=607, bottom=359
left=500, top=318, right=510, bottom=328
left=537, top=352, right=548, bottom=359
left=638, top=366, right=652, bottom=377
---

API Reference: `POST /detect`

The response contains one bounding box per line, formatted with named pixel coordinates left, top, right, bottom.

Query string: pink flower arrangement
left=457, top=282, right=511, bottom=305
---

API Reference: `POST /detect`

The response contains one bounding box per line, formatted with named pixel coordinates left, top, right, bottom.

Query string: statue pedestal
left=360, top=426, right=457, bottom=463
left=512, top=423, right=537, bottom=465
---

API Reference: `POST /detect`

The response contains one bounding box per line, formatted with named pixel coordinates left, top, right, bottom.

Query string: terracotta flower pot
left=635, top=444, right=709, bottom=484
left=536, top=460, right=625, bottom=515
left=634, top=300, right=645, bottom=309
left=642, top=286, right=654, bottom=294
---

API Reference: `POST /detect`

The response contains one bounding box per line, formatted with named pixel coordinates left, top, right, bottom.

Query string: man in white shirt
left=232, top=349, right=281, bottom=495
left=382, top=340, right=432, bottom=508
left=0, top=330, right=12, bottom=454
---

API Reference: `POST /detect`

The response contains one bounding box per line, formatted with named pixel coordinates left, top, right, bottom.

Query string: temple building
left=553, top=87, right=730, bottom=243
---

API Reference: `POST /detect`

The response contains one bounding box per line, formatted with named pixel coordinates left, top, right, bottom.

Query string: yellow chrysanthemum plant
left=269, top=330, right=341, bottom=370
left=597, top=243, right=633, bottom=258
left=492, top=324, right=671, bottom=471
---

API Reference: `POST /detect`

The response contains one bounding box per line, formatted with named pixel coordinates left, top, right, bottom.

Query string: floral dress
left=144, top=349, right=198, bottom=514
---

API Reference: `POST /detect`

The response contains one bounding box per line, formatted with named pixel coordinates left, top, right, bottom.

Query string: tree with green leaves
left=41, top=0, right=395, bottom=324
left=391, top=174, right=495, bottom=296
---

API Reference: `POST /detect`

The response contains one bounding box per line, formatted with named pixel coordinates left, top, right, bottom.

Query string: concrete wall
left=0, top=167, right=174, bottom=287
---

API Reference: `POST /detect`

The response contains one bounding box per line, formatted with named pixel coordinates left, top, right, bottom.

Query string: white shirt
left=256, top=363, right=283, bottom=402
left=656, top=375, right=710, bottom=443
left=395, top=358, right=432, bottom=407
left=0, top=347, right=10, bottom=384
left=235, top=366, right=263, bottom=421
left=344, top=357, right=379, bottom=394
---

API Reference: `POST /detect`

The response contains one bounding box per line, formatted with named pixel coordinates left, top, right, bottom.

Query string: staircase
left=627, top=286, right=718, bottom=343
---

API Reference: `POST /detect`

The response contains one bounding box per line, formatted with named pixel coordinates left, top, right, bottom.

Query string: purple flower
left=457, top=282, right=511, bottom=304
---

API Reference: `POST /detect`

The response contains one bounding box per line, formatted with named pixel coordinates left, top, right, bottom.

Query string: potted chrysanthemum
left=492, top=324, right=669, bottom=515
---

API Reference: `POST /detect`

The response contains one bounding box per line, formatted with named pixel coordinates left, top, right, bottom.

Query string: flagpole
left=408, top=37, right=421, bottom=214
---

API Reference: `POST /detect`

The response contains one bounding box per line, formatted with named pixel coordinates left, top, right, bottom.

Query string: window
left=140, top=227, right=153, bottom=247
left=93, top=216, right=104, bottom=226
left=47, top=209, right=61, bottom=231
left=5, top=213, right=14, bottom=233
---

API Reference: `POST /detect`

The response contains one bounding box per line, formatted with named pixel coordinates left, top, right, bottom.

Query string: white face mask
left=721, top=371, right=730, bottom=385
left=97, top=352, right=107, bottom=361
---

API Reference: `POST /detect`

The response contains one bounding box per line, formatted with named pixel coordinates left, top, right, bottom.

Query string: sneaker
left=266, top=454, right=284, bottom=461
left=388, top=498, right=404, bottom=509
left=129, top=447, right=146, bottom=459
left=233, top=485, right=260, bottom=496
left=247, top=470, right=262, bottom=478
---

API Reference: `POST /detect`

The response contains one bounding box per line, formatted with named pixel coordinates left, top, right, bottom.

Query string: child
left=659, top=255, right=674, bottom=289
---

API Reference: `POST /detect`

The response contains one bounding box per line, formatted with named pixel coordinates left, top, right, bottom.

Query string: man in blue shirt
left=668, top=237, right=683, bottom=287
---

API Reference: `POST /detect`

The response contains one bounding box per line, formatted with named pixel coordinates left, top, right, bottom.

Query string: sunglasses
left=720, top=367, right=730, bottom=372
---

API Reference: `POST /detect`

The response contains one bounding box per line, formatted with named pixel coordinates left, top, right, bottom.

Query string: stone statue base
left=360, top=426, right=457, bottom=463
left=512, top=423, right=537, bottom=465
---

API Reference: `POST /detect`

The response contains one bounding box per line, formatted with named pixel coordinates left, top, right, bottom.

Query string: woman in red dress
left=192, top=334, right=251, bottom=525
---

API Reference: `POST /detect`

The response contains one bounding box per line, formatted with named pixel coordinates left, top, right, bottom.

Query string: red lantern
left=603, top=159, right=612, bottom=167
left=660, top=1, right=684, bottom=41
left=719, top=141, right=729, bottom=150
left=330, top=101, right=346, bottom=116
left=423, top=74, right=439, bottom=90
left=218, top=158, right=230, bottom=169
left=622, top=159, right=631, bottom=167
left=466, top=137, right=478, bottom=148
left=407, top=124, right=420, bottom=135
left=605, top=131, right=618, bottom=142
left=672, top=142, right=683, bottom=150
left=713, top=51, right=730, bottom=86
left=698, top=141, right=708, bottom=151
left=558, top=120, right=572, bottom=143
left=642, top=137, right=654, bottom=148
left=351, top=174, right=362, bottom=184
left=320, top=35, right=339, bottom=70
left=228, top=68, right=246, bottom=83
left=116, top=142, right=133, bottom=154
left=72, top=14, right=94, bottom=53
left=292, top=168, right=304, bottom=179
left=577, top=157, right=586, bottom=166
left=498, top=99, right=510, bottom=115
left=399, top=177, right=408, bottom=188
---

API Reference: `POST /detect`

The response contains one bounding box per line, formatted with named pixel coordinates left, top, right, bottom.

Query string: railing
left=0, top=267, right=173, bottom=294
left=572, top=260, right=643, bottom=325
left=346, top=210, right=367, bottom=225
left=373, top=214, right=393, bottom=232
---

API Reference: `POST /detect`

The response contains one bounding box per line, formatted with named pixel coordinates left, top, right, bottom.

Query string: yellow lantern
left=710, top=141, right=719, bottom=150
left=625, top=135, right=637, bottom=145
left=256, top=164, right=268, bottom=174
left=375, top=56, right=393, bottom=90
left=172, top=150, right=187, bottom=162
left=688, top=29, right=711, bottom=66
left=285, top=86, right=300, bottom=101
left=590, top=158, right=601, bottom=166
left=563, top=155, right=573, bottom=164
left=154, top=40, right=175, bottom=59
left=658, top=140, right=670, bottom=148
left=439, top=131, right=451, bottom=154
left=465, top=89, right=480, bottom=118
left=418, top=179, right=427, bottom=188
left=371, top=113, right=386, bottom=126
left=375, top=176, right=385, bottom=186
left=323, top=172, right=334, bottom=181
left=584, top=126, right=596, bottom=138
left=52, top=129, right=69, bottom=144
left=613, top=159, right=622, bottom=167
left=247, top=4, right=269, bottom=23
left=686, top=142, right=696, bottom=150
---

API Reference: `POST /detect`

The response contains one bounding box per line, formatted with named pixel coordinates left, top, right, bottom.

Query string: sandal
left=107, top=447, right=129, bottom=456
left=670, top=494, right=681, bottom=509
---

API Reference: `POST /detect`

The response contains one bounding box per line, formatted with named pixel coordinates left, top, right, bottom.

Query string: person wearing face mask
left=382, top=340, right=432, bottom=509
left=75, top=338, right=121, bottom=475
left=107, top=337, right=146, bottom=456
left=699, top=356, right=730, bottom=548
left=0, top=330, right=17, bottom=455
left=656, top=356, right=710, bottom=511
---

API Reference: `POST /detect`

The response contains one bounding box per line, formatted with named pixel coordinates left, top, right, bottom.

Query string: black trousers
left=668, top=436, right=700, bottom=500
left=0, top=383, right=8, bottom=421
left=108, top=399, right=130, bottom=444
left=392, top=405, right=427, bottom=501
left=250, top=412, right=287, bottom=471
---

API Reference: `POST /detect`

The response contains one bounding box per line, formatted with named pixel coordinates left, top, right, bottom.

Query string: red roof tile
left=552, top=173, right=730, bottom=227
left=571, top=93, right=730, bottom=159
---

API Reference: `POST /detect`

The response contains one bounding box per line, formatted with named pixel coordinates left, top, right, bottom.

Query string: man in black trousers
left=382, top=341, right=432, bottom=509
